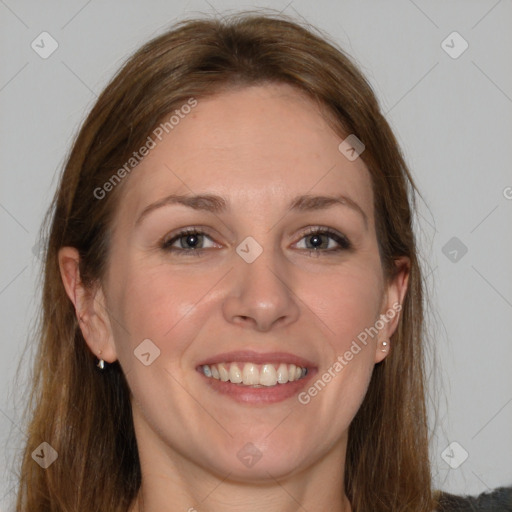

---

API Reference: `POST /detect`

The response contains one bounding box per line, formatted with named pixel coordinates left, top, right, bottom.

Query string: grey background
left=1, top=0, right=511, bottom=510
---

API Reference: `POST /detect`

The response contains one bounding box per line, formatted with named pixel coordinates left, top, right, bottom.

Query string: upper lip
left=196, top=350, right=316, bottom=369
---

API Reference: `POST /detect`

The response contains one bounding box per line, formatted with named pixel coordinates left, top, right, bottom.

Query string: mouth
left=195, top=351, right=317, bottom=404
left=199, top=361, right=308, bottom=386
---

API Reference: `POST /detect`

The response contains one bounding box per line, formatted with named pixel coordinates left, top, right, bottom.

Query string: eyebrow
left=135, top=193, right=368, bottom=229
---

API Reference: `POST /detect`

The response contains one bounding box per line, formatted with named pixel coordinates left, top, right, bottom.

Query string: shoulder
left=435, top=486, right=512, bottom=511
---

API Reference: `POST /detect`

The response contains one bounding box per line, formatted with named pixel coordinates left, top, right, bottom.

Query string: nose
left=222, top=241, right=300, bottom=332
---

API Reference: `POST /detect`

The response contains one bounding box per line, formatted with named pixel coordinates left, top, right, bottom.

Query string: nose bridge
left=222, top=231, right=300, bottom=331
left=237, top=233, right=282, bottom=289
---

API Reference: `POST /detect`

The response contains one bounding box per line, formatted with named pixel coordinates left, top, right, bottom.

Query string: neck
left=129, top=401, right=353, bottom=512
left=129, top=439, right=352, bottom=512
left=132, top=482, right=352, bottom=512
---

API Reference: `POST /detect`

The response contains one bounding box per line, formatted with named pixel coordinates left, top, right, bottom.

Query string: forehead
left=112, top=83, right=374, bottom=228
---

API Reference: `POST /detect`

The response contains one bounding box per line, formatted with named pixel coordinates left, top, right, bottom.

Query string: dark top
left=437, top=487, right=512, bottom=511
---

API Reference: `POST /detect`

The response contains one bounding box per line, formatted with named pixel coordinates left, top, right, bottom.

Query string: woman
left=17, top=12, right=439, bottom=512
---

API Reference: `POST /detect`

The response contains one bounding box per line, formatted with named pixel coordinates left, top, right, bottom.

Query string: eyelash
left=160, top=226, right=352, bottom=257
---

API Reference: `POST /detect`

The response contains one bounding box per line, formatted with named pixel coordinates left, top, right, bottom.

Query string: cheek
left=107, top=260, right=214, bottom=365
left=295, top=258, right=383, bottom=424
left=305, top=259, right=384, bottom=349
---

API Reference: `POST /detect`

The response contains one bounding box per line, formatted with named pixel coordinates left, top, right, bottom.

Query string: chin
left=202, top=435, right=312, bottom=482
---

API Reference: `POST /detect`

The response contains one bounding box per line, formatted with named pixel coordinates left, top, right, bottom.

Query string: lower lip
left=196, top=368, right=317, bottom=405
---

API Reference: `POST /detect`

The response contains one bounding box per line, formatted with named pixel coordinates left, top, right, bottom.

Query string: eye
left=160, top=226, right=352, bottom=257
left=294, top=227, right=352, bottom=256
left=161, top=227, right=217, bottom=256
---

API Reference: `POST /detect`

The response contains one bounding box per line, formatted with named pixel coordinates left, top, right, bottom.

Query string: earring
left=381, top=340, right=389, bottom=352
left=96, top=350, right=105, bottom=370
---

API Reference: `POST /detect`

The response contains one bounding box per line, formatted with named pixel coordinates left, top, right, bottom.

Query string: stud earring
left=381, top=340, right=389, bottom=352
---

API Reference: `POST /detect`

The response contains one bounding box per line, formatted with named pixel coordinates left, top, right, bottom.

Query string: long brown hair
left=16, top=11, right=437, bottom=511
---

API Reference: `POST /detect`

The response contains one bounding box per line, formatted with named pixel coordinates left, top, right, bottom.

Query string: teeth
left=218, top=363, right=229, bottom=382
left=259, top=364, right=277, bottom=386
left=276, top=363, right=288, bottom=384
left=200, top=362, right=308, bottom=386
left=242, top=363, right=259, bottom=385
left=229, top=364, right=242, bottom=384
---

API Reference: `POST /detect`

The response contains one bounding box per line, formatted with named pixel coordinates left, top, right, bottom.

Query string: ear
left=58, top=246, right=117, bottom=363
left=374, top=256, right=410, bottom=363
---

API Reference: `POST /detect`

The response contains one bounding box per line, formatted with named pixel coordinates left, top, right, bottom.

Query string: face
left=62, top=83, right=408, bottom=482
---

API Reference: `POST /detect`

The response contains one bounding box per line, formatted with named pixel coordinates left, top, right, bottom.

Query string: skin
left=59, top=83, right=409, bottom=512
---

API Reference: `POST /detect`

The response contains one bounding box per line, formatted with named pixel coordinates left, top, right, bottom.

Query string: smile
left=200, top=362, right=308, bottom=387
